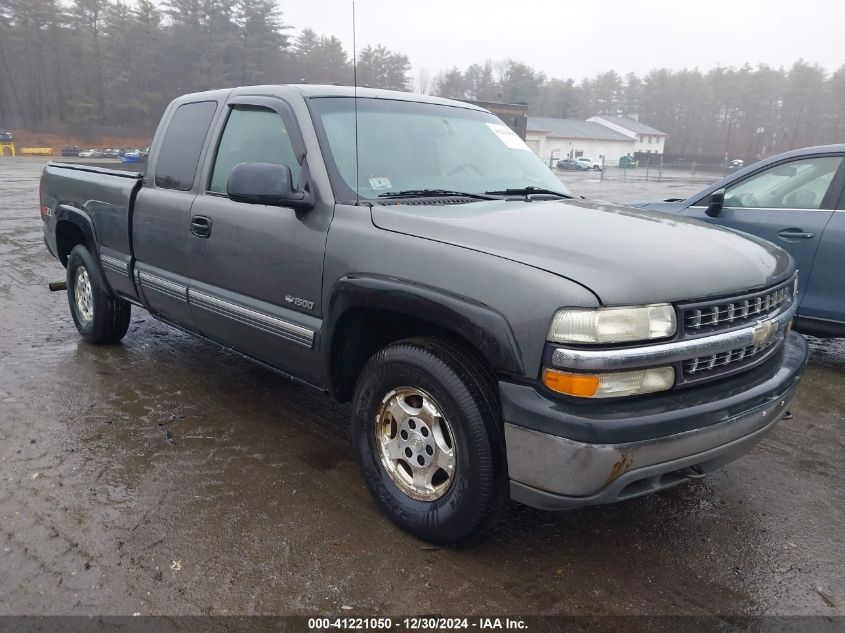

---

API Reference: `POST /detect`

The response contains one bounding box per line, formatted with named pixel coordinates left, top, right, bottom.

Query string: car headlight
left=548, top=304, right=676, bottom=344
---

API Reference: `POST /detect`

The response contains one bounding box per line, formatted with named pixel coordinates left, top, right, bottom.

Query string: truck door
left=186, top=97, right=331, bottom=384
left=133, top=100, right=219, bottom=327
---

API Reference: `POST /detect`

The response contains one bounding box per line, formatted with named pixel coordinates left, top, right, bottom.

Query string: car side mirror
left=227, top=163, right=313, bottom=211
left=705, top=190, right=725, bottom=217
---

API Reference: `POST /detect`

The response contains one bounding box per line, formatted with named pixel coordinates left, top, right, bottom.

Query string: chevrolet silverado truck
left=41, top=85, right=808, bottom=545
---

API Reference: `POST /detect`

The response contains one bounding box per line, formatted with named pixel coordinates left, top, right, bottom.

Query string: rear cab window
left=154, top=101, right=218, bottom=191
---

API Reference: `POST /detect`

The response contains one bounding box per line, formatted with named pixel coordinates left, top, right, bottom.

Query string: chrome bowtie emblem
left=752, top=319, right=777, bottom=346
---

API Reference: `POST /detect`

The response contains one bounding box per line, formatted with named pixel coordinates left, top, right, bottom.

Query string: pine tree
left=357, top=44, right=410, bottom=91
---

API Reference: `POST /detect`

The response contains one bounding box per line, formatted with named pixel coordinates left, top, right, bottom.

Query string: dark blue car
left=637, top=145, right=845, bottom=337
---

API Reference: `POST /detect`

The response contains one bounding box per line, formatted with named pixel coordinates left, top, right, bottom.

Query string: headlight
left=543, top=366, right=675, bottom=398
left=548, top=304, right=676, bottom=344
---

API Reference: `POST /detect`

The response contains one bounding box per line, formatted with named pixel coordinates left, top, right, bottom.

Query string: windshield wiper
left=378, top=189, right=502, bottom=201
left=484, top=186, right=571, bottom=199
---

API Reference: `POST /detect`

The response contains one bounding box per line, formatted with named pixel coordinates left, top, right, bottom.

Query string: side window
left=155, top=101, right=217, bottom=191
left=209, top=106, right=301, bottom=194
left=724, top=156, right=843, bottom=210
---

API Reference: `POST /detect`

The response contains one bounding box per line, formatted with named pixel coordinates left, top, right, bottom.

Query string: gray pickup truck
left=41, top=85, right=808, bottom=545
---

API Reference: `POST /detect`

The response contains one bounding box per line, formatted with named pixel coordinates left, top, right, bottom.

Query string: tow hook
left=48, top=281, right=67, bottom=291
left=682, top=465, right=707, bottom=480
left=782, top=410, right=793, bottom=420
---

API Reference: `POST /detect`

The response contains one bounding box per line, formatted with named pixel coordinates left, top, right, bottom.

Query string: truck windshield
left=309, top=97, right=570, bottom=203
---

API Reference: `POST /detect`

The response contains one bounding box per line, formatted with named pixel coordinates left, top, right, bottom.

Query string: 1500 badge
left=285, top=295, right=314, bottom=310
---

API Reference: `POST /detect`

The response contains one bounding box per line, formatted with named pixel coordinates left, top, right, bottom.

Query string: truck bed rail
left=47, top=161, right=144, bottom=179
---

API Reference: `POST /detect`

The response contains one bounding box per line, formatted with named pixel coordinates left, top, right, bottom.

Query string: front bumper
left=502, top=332, right=809, bottom=510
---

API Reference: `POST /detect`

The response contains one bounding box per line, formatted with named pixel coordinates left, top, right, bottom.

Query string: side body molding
left=322, top=274, right=525, bottom=386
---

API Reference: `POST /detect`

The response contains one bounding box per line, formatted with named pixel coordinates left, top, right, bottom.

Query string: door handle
left=777, top=228, right=815, bottom=240
left=190, top=216, right=212, bottom=238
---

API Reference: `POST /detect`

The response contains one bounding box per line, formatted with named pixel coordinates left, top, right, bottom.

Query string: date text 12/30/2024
left=308, top=617, right=528, bottom=630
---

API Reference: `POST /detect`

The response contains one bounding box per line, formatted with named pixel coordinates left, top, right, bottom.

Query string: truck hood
left=370, top=198, right=793, bottom=305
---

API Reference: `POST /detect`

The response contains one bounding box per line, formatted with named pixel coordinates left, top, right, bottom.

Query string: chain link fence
left=592, top=157, right=732, bottom=184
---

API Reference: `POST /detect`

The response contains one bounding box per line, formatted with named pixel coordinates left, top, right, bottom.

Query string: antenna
left=352, top=1, right=360, bottom=205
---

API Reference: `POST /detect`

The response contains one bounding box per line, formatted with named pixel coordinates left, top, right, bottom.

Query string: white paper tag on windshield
left=486, top=123, right=531, bottom=151
left=368, top=176, right=392, bottom=191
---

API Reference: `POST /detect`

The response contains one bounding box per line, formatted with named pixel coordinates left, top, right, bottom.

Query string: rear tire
left=351, top=337, right=507, bottom=545
left=66, top=244, right=131, bottom=344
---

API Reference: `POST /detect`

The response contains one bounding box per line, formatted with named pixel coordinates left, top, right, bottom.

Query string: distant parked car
left=61, top=146, right=81, bottom=157
left=102, top=148, right=120, bottom=158
left=78, top=149, right=103, bottom=158
left=576, top=157, right=603, bottom=171
left=121, top=150, right=143, bottom=163
left=636, top=144, right=845, bottom=337
left=0, top=131, right=13, bottom=142
left=728, top=159, right=745, bottom=174
left=556, top=158, right=591, bottom=171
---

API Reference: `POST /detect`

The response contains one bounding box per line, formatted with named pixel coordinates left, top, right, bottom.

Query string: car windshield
left=309, top=97, right=570, bottom=202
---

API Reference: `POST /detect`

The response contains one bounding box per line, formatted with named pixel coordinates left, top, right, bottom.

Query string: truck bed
left=41, top=161, right=144, bottom=301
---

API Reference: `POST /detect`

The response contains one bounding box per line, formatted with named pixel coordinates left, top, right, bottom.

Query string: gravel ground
left=0, top=157, right=843, bottom=617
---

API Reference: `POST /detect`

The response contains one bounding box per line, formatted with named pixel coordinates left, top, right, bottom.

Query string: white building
left=526, top=118, right=634, bottom=165
left=526, top=115, right=667, bottom=165
left=587, top=115, right=667, bottom=155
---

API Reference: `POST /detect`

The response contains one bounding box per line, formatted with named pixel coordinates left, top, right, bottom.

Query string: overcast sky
left=277, top=0, right=844, bottom=83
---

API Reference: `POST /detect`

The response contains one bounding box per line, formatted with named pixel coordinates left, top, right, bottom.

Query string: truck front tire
left=66, top=245, right=131, bottom=344
left=351, top=338, right=507, bottom=545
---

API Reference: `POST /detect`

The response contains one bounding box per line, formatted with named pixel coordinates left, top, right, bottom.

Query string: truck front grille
left=681, top=279, right=794, bottom=337
left=548, top=275, right=797, bottom=392
left=682, top=337, right=779, bottom=378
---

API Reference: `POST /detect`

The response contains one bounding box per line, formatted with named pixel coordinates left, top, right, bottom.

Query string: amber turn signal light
left=542, top=368, right=601, bottom=397
left=542, top=366, right=675, bottom=398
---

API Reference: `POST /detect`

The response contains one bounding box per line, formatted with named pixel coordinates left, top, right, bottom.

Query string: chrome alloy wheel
left=375, top=387, right=457, bottom=501
left=74, top=266, right=94, bottom=323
